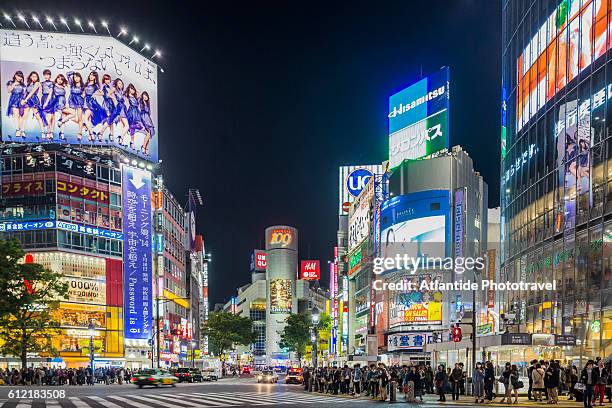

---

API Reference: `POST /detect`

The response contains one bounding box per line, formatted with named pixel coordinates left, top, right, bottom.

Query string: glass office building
left=501, top=0, right=612, bottom=364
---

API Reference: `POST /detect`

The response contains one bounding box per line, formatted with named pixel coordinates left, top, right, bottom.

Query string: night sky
left=16, top=0, right=502, bottom=307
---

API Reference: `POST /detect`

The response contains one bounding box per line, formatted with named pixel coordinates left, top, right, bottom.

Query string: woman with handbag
left=499, top=363, right=512, bottom=403
left=473, top=362, right=485, bottom=404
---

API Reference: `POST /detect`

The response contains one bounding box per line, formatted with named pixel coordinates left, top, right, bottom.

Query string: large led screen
left=269, top=278, right=292, bottom=314
left=380, top=190, right=450, bottom=261
left=516, top=0, right=610, bottom=131
left=388, top=67, right=449, bottom=169
left=0, top=29, right=158, bottom=162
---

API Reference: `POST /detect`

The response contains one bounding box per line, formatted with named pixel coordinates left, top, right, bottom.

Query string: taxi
left=131, top=369, right=178, bottom=388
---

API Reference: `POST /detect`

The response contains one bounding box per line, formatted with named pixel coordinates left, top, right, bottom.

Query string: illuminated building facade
left=501, top=0, right=612, bottom=365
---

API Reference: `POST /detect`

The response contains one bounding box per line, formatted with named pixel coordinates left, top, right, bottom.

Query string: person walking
left=435, top=365, right=448, bottom=402
left=473, top=362, right=485, bottom=404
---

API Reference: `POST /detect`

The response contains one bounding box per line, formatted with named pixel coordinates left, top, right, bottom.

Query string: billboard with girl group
left=0, top=29, right=158, bottom=162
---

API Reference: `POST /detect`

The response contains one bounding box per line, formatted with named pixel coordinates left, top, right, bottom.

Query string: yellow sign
left=403, top=302, right=442, bottom=324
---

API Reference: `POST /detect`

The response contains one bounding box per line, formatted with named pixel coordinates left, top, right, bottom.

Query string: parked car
left=285, top=368, right=303, bottom=384
left=256, top=370, right=278, bottom=383
left=131, top=369, right=177, bottom=388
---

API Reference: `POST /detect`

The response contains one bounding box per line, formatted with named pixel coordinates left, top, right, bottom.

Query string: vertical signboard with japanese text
left=388, top=67, right=449, bottom=169
left=122, top=165, right=152, bottom=340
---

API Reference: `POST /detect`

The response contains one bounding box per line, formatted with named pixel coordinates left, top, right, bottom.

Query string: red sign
left=254, top=250, right=267, bottom=270
left=57, top=180, right=109, bottom=204
left=2, top=180, right=45, bottom=197
left=342, top=201, right=351, bottom=213
left=300, top=260, right=320, bottom=280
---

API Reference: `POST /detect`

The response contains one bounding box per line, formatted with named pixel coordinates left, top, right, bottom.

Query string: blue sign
left=346, top=168, right=374, bottom=197
left=388, top=67, right=449, bottom=134
left=0, top=219, right=123, bottom=239
left=122, top=166, right=153, bottom=340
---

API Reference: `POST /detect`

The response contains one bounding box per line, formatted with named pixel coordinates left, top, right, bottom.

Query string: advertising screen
left=265, top=226, right=297, bottom=251
left=269, top=278, right=292, bottom=314
left=516, top=0, right=608, bottom=130
left=122, top=165, right=152, bottom=340
left=0, top=29, right=158, bottom=162
left=380, top=190, right=450, bottom=260
left=300, top=260, right=320, bottom=280
left=389, top=274, right=444, bottom=327
left=388, top=67, right=449, bottom=169
left=338, top=165, right=383, bottom=215
left=348, top=178, right=374, bottom=252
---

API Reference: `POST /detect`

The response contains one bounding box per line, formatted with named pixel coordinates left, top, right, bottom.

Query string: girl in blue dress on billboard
left=82, top=71, right=108, bottom=142
left=64, top=71, right=85, bottom=141
left=49, top=74, right=69, bottom=140
left=95, top=74, right=116, bottom=143
left=20, top=71, right=48, bottom=140
left=40, top=69, right=54, bottom=140
left=124, top=83, right=145, bottom=151
left=110, top=78, right=129, bottom=145
left=6, top=71, right=26, bottom=138
left=139, top=91, right=154, bottom=156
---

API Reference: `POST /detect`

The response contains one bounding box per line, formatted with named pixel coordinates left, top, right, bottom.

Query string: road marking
left=146, top=394, right=204, bottom=407
left=87, top=395, right=124, bottom=408
left=68, top=397, right=95, bottom=408
left=125, top=394, right=179, bottom=407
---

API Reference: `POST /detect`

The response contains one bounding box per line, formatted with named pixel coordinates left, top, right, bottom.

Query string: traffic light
left=452, top=326, right=462, bottom=342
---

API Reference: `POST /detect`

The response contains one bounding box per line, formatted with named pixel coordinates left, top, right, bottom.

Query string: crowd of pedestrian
left=0, top=366, right=134, bottom=386
left=300, top=357, right=612, bottom=407
left=302, top=363, right=436, bottom=402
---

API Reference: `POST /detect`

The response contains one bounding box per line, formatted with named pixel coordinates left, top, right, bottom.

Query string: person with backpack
left=532, top=363, right=546, bottom=402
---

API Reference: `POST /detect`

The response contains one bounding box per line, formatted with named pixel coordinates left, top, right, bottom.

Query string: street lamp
left=311, top=307, right=320, bottom=368
left=88, top=322, right=95, bottom=372
left=191, top=341, right=197, bottom=368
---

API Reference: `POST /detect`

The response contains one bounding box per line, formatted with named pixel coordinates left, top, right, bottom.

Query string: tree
left=0, top=240, right=68, bottom=368
left=201, top=311, right=257, bottom=357
left=279, top=312, right=331, bottom=366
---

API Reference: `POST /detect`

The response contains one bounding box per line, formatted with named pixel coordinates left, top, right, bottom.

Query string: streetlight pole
left=88, top=322, right=95, bottom=373
left=311, top=308, right=319, bottom=368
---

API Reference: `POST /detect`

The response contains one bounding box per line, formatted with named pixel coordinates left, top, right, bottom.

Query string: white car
left=256, top=370, right=278, bottom=383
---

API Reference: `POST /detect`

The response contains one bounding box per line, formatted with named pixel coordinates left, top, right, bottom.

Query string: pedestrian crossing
left=0, top=390, right=367, bottom=407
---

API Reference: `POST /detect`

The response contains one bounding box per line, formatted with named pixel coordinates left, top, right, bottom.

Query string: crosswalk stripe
left=123, top=394, right=178, bottom=407
left=185, top=393, right=267, bottom=404
left=16, top=401, right=33, bottom=408
left=46, top=401, right=61, bottom=407
left=192, top=392, right=282, bottom=404
left=168, top=393, right=229, bottom=407
left=145, top=394, right=203, bottom=407
left=109, top=395, right=168, bottom=408
left=173, top=393, right=235, bottom=406
left=68, top=397, right=94, bottom=408
left=87, top=395, right=124, bottom=408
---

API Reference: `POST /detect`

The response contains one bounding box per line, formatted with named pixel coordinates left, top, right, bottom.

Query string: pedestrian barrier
left=389, top=380, right=397, bottom=403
